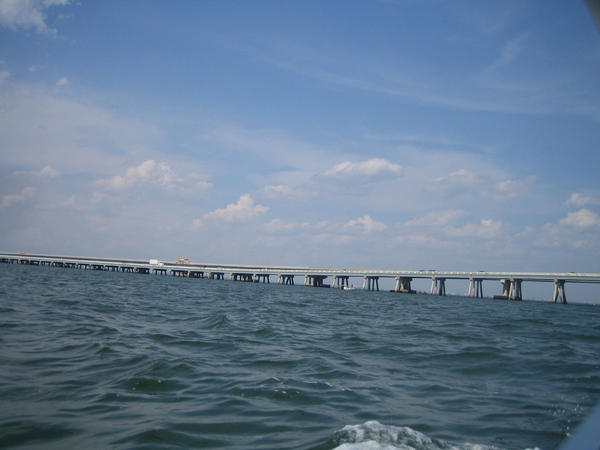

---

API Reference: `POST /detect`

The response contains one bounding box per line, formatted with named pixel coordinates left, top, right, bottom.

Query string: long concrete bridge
left=3, top=252, right=600, bottom=304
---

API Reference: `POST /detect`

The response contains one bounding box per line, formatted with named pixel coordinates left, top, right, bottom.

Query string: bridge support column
left=278, top=274, right=295, bottom=285
left=208, top=272, right=224, bottom=280
left=332, top=276, right=349, bottom=288
left=394, top=277, right=413, bottom=293
left=254, top=274, right=270, bottom=283
left=500, top=279, right=510, bottom=298
left=508, top=279, right=522, bottom=301
left=429, top=277, right=446, bottom=296
left=363, top=276, right=379, bottom=291
left=468, top=278, right=483, bottom=298
left=305, top=275, right=328, bottom=287
left=552, top=279, right=567, bottom=304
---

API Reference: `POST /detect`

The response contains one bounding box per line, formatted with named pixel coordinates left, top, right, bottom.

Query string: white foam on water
left=332, top=420, right=503, bottom=450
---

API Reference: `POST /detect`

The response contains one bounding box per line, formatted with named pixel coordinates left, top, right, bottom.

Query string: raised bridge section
left=3, top=252, right=600, bottom=304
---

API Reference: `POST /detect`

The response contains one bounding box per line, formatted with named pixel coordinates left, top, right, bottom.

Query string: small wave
left=332, top=420, right=500, bottom=450
left=121, top=376, right=186, bottom=394
left=199, top=313, right=230, bottom=329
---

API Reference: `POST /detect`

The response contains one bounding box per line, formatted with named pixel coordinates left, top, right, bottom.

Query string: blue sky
left=1, top=1, right=600, bottom=298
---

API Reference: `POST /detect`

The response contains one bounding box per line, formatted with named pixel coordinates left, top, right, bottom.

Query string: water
left=1, top=263, right=599, bottom=449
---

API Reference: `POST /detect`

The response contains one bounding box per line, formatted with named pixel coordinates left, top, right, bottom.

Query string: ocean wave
left=332, top=420, right=501, bottom=450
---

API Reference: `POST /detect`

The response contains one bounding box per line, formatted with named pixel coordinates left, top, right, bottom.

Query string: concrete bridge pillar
left=500, top=279, right=510, bottom=298
left=278, top=274, right=294, bottom=285
left=363, top=276, right=379, bottom=291
left=468, top=278, right=483, bottom=298
left=394, top=277, right=413, bottom=293
left=508, top=279, right=522, bottom=301
left=254, top=274, right=270, bottom=283
left=430, top=277, right=446, bottom=296
left=208, top=272, right=224, bottom=280
left=332, top=276, right=349, bottom=288
left=305, top=275, right=327, bottom=287
left=552, top=279, right=567, bottom=304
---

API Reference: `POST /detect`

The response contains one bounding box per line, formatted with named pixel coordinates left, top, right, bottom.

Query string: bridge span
left=3, top=252, right=600, bottom=304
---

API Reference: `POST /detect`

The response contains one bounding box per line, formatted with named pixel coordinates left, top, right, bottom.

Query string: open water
left=0, top=263, right=599, bottom=449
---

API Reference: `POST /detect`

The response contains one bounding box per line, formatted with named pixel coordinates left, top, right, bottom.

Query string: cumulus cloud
left=264, top=218, right=312, bottom=233
left=56, top=76, right=68, bottom=86
left=0, top=0, right=70, bottom=35
left=14, top=165, right=60, bottom=177
left=565, top=193, right=598, bottom=208
left=396, top=233, right=451, bottom=248
left=344, top=215, right=386, bottom=233
left=445, top=218, right=503, bottom=238
left=434, top=168, right=477, bottom=187
left=97, top=160, right=178, bottom=191
left=39, top=165, right=59, bottom=177
left=537, top=211, right=600, bottom=249
left=559, top=209, right=600, bottom=228
left=312, top=233, right=353, bottom=245
left=202, top=194, right=268, bottom=223
left=0, top=186, right=34, bottom=208
left=495, top=179, right=523, bottom=199
left=263, top=184, right=293, bottom=199
left=405, top=209, right=464, bottom=227
left=323, top=158, right=402, bottom=179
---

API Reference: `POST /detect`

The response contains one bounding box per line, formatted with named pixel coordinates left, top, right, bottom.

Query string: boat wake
left=332, top=420, right=504, bottom=450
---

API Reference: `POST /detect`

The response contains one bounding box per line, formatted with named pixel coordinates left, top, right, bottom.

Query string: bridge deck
left=2, top=252, right=599, bottom=303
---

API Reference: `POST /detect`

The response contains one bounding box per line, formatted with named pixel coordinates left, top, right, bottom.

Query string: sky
left=1, top=1, right=599, bottom=300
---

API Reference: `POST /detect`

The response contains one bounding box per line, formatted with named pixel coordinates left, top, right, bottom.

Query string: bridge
left=3, top=252, right=600, bottom=304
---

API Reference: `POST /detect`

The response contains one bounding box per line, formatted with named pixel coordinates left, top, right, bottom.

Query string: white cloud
left=482, top=33, right=529, bottom=76
left=312, top=233, right=353, bottom=245
left=39, top=165, right=59, bottom=177
left=190, top=218, right=204, bottom=230
left=263, top=184, right=292, bottom=199
left=344, top=215, right=386, bottom=233
left=0, top=186, right=34, bottom=208
left=537, top=212, right=600, bottom=249
left=445, top=218, right=503, bottom=238
left=434, top=168, right=477, bottom=187
left=559, top=209, right=600, bottom=228
left=203, top=194, right=268, bottom=222
left=56, top=76, right=68, bottom=86
left=565, top=193, right=599, bottom=208
left=14, top=165, right=60, bottom=177
left=187, top=173, right=213, bottom=191
left=265, top=218, right=311, bottom=233
left=396, top=233, right=451, bottom=249
left=323, top=158, right=402, bottom=179
left=0, top=0, right=70, bottom=35
left=495, top=179, right=522, bottom=199
left=97, top=160, right=178, bottom=191
left=405, top=209, right=464, bottom=227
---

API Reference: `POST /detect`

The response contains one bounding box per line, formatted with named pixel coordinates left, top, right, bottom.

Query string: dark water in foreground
left=1, top=264, right=599, bottom=449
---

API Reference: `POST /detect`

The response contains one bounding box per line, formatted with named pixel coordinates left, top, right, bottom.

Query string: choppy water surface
left=1, top=264, right=599, bottom=449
